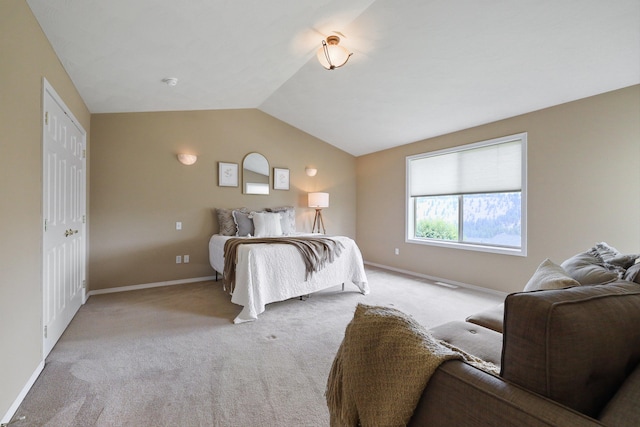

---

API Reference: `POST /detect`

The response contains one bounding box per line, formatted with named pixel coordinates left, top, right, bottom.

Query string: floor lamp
left=308, top=192, right=329, bottom=234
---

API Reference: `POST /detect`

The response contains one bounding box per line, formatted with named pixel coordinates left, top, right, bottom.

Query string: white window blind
left=409, top=136, right=523, bottom=197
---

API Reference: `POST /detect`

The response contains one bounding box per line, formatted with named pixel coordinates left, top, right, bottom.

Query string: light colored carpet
left=15, top=266, right=502, bottom=426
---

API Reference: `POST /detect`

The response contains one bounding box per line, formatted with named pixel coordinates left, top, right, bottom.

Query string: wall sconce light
left=305, top=167, right=318, bottom=177
left=317, top=35, right=352, bottom=70
left=308, top=192, right=329, bottom=234
left=177, top=153, right=197, bottom=165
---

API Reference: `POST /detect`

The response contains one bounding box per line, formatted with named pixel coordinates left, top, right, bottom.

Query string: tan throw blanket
left=223, top=236, right=344, bottom=293
left=326, top=304, right=498, bottom=427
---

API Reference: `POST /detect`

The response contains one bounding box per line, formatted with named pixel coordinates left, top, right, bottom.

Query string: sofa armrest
left=408, top=360, right=605, bottom=427
left=501, top=282, right=640, bottom=417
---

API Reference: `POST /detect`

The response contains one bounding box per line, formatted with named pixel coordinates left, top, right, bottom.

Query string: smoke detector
left=162, top=77, right=178, bottom=86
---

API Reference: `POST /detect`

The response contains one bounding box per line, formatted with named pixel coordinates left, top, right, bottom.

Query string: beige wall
left=0, top=0, right=91, bottom=419
left=89, top=110, right=356, bottom=290
left=357, top=85, right=640, bottom=294
left=2, top=0, right=638, bottom=419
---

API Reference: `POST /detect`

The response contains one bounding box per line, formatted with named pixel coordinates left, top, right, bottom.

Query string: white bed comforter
left=208, top=234, right=369, bottom=323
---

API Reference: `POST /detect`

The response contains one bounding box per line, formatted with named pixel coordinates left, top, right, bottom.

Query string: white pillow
left=266, top=206, right=296, bottom=235
left=252, top=212, right=283, bottom=237
left=524, top=258, right=580, bottom=292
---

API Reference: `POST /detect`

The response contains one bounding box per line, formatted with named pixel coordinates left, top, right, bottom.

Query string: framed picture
left=273, top=167, right=290, bottom=190
left=218, top=162, right=238, bottom=187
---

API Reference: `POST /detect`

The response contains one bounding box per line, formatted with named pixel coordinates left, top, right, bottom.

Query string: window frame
left=406, top=133, right=527, bottom=257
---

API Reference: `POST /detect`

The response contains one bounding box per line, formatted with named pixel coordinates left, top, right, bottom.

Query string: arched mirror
left=242, top=152, right=270, bottom=195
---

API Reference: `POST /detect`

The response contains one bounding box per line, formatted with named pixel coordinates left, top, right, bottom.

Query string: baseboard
left=87, top=276, right=217, bottom=298
left=364, top=261, right=508, bottom=298
left=1, top=360, right=44, bottom=425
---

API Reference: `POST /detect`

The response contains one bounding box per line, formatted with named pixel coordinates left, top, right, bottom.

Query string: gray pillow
left=607, top=254, right=640, bottom=270
left=266, top=206, right=296, bottom=235
left=232, top=210, right=254, bottom=237
left=216, top=207, right=246, bottom=236
left=561, top=252, right=620, bottom=286
left=592, top=242, right=621, bottom=262
left=523, top=259, right=580, bottom=292
left=624, top=263, right=640, bottom=284
left=592, top=242, right=639, bottom=269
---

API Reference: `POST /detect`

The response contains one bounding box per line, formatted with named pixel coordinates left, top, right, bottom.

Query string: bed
left=209, top=233, right=369, bottom=323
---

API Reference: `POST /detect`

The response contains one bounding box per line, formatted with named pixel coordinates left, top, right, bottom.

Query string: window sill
left=406, top=237, right=526, bottom=257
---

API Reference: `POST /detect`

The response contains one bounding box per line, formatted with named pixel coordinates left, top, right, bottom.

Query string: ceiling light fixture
left=317, top=35, right=352, bottom=70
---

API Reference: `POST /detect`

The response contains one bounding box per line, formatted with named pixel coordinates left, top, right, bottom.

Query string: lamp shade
left=308, top=192, right=329, bottom=208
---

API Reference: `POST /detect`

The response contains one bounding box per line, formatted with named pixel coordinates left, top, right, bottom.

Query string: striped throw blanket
left=223, top=236, right=345, bottom=293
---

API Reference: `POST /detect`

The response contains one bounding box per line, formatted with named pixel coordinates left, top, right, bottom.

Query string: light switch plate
left=176, top=222, right=182, bottom=230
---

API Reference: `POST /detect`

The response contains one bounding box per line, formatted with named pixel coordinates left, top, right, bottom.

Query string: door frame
left=41, top=78, right=88, bottom=359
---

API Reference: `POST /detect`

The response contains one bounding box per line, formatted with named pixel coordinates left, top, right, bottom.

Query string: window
left=406, top=133, right=527, bottom=256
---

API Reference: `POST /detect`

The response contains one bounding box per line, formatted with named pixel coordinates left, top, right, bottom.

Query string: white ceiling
left=27, top=0, right=640, bottom=156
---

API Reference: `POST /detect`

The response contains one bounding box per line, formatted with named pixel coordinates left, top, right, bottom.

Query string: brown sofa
left=408, top=280, right=640, bottom=427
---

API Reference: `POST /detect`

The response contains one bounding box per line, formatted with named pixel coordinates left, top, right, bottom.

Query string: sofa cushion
left=501, top=281, right=640, bottom=417
left=592, top=242, right=639, bottom=269
left=598, top=362, right=640, bottom=427
left=561, top=252, right=619, bottom=285
left=465, top=303, right=504, bottom=333
left=591, top=241, right=622, bottom=262
left=624, top=263, right=640, bottom=284
left=523, top=259, right=579, bottom=292
left=431, top=320, right=503, bottom=367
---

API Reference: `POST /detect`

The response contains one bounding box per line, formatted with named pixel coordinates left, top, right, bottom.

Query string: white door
left=42, top=79, right=86, bottom=358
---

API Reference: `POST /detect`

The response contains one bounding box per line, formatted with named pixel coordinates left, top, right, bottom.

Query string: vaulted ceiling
left=27, top=0, right=640, bottom=156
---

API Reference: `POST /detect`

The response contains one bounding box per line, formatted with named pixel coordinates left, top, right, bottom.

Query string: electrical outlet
left=184, top=255, right=190, bottom=263
left=394, top=248, right=399, bottom=255
left=176, top=255, right=182, bottom=264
